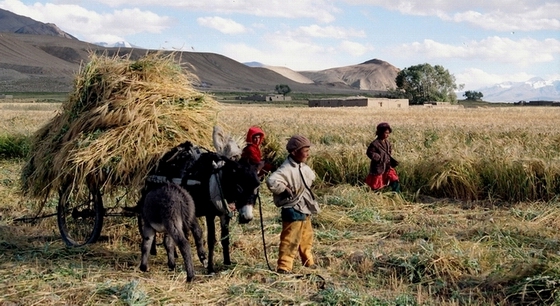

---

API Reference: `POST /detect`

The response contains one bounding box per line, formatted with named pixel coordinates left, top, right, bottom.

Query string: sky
left=1, top=0, right=559, bottom=90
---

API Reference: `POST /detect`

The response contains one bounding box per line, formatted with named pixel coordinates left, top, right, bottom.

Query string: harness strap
left=210, top=171, right=233, bottom=217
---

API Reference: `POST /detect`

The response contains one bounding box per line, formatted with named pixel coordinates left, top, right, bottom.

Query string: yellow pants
left=277, top=216, right=314, bottom=271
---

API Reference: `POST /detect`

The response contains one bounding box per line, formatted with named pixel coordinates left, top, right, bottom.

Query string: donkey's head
left=212, top=126, right=260, bottom=223
left=214, top=157, right=260, bottom=223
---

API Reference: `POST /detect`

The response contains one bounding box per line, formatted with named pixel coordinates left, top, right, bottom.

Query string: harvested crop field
left=1, top=102, right=560, bottom=305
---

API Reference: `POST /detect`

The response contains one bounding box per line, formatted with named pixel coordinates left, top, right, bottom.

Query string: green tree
left=275, top=84, right=291, bottom=96
left=463, top=90, right=484, bottom=101
left=395, top=63, right=461, bottom=105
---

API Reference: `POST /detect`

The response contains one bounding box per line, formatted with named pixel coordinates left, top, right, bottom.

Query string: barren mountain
left=0, top=8, right=397, bottom=94
left=0, top=32, right=384, bottom=94
left=0, top=8, right=76, bottom=39
left=299, top=59, right=399, bottom=91
left=260, top=65, right=314, bottom=84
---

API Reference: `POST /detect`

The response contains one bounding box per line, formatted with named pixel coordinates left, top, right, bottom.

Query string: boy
left=266, top=135, right=320, bottom=273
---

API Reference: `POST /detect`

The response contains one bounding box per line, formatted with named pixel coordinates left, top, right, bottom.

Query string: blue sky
left=1, top=0, right=559, bottom=90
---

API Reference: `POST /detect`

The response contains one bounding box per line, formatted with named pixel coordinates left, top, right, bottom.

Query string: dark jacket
left=366, top=138, right=392, bottom=175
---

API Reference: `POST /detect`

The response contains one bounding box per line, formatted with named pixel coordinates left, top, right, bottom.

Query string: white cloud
left=90, top=0, right=339, bottom=23
left=223, top=36, right=332, bottom=70
left=346, top=0, right=560, bottom=31
left=297, top=25, right=366, bottom=38
left=449, top=8, right=560, bottom=31
left=393, top=37, right=560, bottom=66
left=222, top=31, right=374, bottom=70
left=339, top=40, right=372, bottom=56
left=197, top=16, right=246, bottom=34
left=456, top=68, right=535, bottom=90
left=0, top=1, right=172, bottom=42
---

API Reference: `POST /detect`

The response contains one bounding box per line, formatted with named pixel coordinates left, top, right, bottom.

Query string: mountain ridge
left=0, top=8, right=398, bottom=94
left=475, top=78, right=560, bottom=102
left=0, top=8, right=558, bottom=101
left=0, top=8, right=76, bottom=39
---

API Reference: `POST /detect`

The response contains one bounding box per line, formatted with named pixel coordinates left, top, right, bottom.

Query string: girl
left=365, top=122, right=401, bottom=192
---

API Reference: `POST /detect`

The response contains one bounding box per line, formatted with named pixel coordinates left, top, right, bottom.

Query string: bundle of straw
left=21, top=52, right=217, bottom=200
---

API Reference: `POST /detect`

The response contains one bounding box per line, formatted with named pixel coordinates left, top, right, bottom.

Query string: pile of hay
left=21, top=52, right=217, bottom=200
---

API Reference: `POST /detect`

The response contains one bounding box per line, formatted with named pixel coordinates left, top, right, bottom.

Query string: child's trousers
left=277, top=216, right=314, bottom=272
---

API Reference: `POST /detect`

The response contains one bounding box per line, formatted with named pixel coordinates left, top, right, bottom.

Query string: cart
left=56, top=180, right=142, bottom=247
left=57, top=182, right=105, bottom=246
left=21, top=54, right=217, bottom=247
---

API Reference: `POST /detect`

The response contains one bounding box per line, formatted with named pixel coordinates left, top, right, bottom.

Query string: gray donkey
left=139, top=182, right=207, bottom=282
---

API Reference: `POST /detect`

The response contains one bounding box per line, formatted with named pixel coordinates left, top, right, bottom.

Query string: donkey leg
left=163, top=234, right=176, bottom=271
left=151, top=237, right=158, bottom=256
left=205, top=215, right=217, bottom=273
left=219, top=215, right=232, bottom=265
left=169, top=229, right=196, bottom=282
left=188, top=218, right=207, bottom=268
left=140, top=225, right=156, bottom=272
left=137, top=193, right=157, bottom=255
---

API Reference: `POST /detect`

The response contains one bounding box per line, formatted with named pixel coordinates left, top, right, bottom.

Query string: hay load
left=21, top=52, right=217, bottom=200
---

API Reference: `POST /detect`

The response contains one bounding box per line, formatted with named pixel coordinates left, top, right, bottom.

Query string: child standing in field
left=241, top=126, right=265, bottom=172
left=240, top=126, right=266, bottom=205
left=266, top=135, right=320, bottom=273
left=366, top=122, right=401, bottom=192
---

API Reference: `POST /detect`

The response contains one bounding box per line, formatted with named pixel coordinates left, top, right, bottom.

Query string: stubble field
left=1, top=101, right=560, bottom=305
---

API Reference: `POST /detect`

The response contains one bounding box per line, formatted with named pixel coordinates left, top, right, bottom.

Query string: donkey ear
left=213, top=126, right=226, bottom=153
left=213, top=126, right=242, bottom=160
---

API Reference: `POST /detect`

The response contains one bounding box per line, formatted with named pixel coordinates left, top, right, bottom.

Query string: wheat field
left=1, top=102, right=560, bottom=305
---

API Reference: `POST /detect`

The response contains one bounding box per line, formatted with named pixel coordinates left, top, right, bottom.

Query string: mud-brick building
left=308, top=96, right=409, bottom=108
left=421, top=102, right=464, bottom=109
left=236, top=94, right=292, bottom=101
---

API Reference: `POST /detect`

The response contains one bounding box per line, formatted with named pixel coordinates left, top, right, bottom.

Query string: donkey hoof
left=139, top=264, right=148, bottom=272
left=186, top=276, right=194, bottom=282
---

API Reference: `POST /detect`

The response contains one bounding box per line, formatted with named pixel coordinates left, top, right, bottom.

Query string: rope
left=212, top=170, right=233, bottom=217
left=13, top=212, right=57, bottom=223
left=257, top=191, right=273, bottom=271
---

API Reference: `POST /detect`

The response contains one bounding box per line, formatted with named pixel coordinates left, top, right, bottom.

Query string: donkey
left=139, top=126, right=260, bottom=274
left=181, top=127, right=261, bottom=273
left=139, top=182, right=206, bottom=282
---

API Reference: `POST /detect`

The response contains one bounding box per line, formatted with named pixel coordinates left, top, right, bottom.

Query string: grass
left=1, top=103, right=560, bottom=305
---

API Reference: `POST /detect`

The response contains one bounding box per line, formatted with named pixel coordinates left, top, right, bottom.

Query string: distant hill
left=0, top=32, right=367, bottom=93
left=260, top=66, right=314, bottom=84
left=299, top=59, right=399, bottom=91
left=0, top=8, right=76, bottom=39
left=243, top=61, right=264, bottom=67
left=0, top=8, right=401, bottom=94
left=94, top=41, right=136, bottom=48
left=245, top=59, right=400, bottom=91
left=0, top=33, right=394, bottom=94
left=2, top=8, right=558, bottom=102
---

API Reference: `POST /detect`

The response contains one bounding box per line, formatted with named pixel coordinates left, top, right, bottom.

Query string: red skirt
left=365, top=168, right=399, bottom=190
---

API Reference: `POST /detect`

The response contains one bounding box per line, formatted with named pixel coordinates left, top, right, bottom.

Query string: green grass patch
left=0, top=134, right=31, bottom=159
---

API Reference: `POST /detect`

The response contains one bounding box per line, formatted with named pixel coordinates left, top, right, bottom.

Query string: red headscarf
left=242, top=126, right=265, bottom=164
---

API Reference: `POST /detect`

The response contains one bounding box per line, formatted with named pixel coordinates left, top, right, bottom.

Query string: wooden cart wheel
left=57, top=184, right=104, bottom=246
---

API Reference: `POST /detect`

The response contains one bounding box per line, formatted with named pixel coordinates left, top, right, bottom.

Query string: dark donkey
left=139, top=182, right=205, bottom=282
left=139, top=126, right=260, bottom=274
